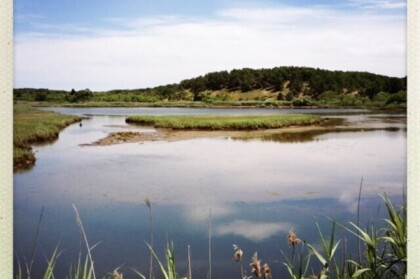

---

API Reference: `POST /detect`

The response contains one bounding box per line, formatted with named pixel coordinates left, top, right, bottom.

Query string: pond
left=14, top=107, right=406, bottom=278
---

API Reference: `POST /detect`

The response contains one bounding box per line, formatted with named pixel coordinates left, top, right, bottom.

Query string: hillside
left=14, top=66, right=407, bottom=108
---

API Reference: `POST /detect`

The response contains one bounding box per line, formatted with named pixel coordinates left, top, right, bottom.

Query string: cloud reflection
left=215, top=220, right=293, bottom=242
left=338, top=190, right=359, bottom=213
left=183, top=201, right=236, bottom=222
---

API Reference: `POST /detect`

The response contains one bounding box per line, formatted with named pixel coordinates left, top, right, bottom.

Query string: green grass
left=280, top=193, right=406, bottom=279
left=126, top=114, right=322, bottom=130
left=13, top=103, right=81, bottom=170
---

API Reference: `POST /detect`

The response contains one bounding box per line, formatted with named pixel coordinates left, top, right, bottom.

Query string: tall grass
left=13, top=103, right=81, bottom=170
left=72, top=204, right=98, bottom=279
left=278, top=193, right=406, bottom=279
left=144, top=197, right=154, bottom=279
left=126, top=114, right=322, bottom=130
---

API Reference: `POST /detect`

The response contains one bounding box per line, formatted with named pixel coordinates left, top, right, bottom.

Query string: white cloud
left=183, top=201, right=236, bottom=222
left=338, top=190, right=359, bottom=213
left=347, top=0, right=406, bottom=10
left=14, top=4, right=406, bottom=90
left=215, top=220, right=293, bottom=242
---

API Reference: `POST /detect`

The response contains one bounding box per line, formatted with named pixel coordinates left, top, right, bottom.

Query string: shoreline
left=25, top=101, right=407, bottom=112
left=81, top=124, right=406, bottom=147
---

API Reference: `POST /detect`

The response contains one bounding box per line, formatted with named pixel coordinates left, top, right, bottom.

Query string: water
left=14, top=108, right=406, bottom=278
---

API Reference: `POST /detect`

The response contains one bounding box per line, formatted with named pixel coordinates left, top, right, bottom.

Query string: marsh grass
left=126, top=114, right=321, bottom=130
left=278, top=192, right=406, bottom=279
left=72, top=204, right=98, bottom=279
left=133, top=241, right=180, bottom=279
left=13, top=103, right=81, bottom=170
left=144, top=197, right=154, bottom=279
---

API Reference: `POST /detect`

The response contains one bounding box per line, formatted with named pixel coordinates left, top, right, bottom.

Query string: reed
left=126, top=114, right=321, bottom=130
left=304, top=221, right=341, bottom=277
left=144, top=197, right=154, bottom=279
left=233, top=244, right=244, bottom=278
left=133, top=241, right=179, bottom=279
left=279, top=192, right=407, bottom=279
left=72, top=204, right=98, bottom=279
left=208, top=209, right=212, bottom=279
left=43, top=245, right=63, bottom=279
left=28, top=206, right=44, bottom=278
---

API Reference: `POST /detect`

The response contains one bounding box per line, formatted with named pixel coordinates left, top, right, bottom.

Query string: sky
left=14, top=0, right=407, bottom=91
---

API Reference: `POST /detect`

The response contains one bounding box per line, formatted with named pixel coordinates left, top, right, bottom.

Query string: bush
left=292, top=96, right=314, bottom=106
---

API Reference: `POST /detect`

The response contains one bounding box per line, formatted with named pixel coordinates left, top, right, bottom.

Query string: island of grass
left=14, top=103, right=82, bottom=170
left=126, top=114, right=322, bottom=130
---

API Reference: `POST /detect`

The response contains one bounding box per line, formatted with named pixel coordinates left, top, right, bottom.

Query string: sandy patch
left=81, top=125, right=334, bottom=146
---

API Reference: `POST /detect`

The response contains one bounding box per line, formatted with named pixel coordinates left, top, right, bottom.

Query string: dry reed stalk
left=262, top=263, right=271, bottom=279
left=208, top=209, right=212, bottom=279
left=288, top=229, right=301, bottom=246
left=144, top=197, right=154, bottom=279
left=250, top=252, right=261, bottom=278
left=356, top=177, right=363, bottom=264
left=28, top=206, right=44, bottom=279
left=233, top=244, right=244, bottom=278
left=288, top=229, right=301, bottom=265
left=112, top=268, right=123, bottom=279
left=188, top=245, right=192, bottom=279
left=72, top=204, right=97, bottom=279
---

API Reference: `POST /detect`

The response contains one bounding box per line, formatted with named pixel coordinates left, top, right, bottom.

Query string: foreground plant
left=305, top=221, right=341, bottom=278
left=381, top=193, right=407, bottom=276
left=73, top=204, right=98, bottom=279
left=15, top=192, right=406, bottom=279
left=133, top=241, right=179, bottom=279
left=144, top=197, right=154, bottom=279
left=233, top=244, right=244, bottom=278
left=249, top=252, right=271, bottom=279
left=282, top=230, right=312, bottom=279
left=343, top=194, right=407, bottom=278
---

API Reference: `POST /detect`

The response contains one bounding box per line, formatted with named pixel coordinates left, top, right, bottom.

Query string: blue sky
left=14, top=0, right=406, bottom=91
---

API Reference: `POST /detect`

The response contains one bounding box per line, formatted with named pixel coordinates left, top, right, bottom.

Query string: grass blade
left=72, top=204, right=96, bottom=279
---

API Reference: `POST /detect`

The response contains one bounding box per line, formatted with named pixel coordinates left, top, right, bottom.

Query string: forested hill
left=179, top=66, right=406, bottom=99
left=14, top=66, right=407, bottom=107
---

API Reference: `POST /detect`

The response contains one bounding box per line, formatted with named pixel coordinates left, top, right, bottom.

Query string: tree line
left=14, top=66, right=406, bottom=106
left=180, top=67, right=406, bottom=100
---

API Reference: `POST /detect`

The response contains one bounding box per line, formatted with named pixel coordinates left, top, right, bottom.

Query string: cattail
left=144, top=197, right=151, bottom=210
left=318, top=269, right=326, bottom=279
left=262, top=263, right=271, bottom=279
left=250, top=252, right=261, bottom=278
left=233, top=244, right=244, bottom=262
left=288, top=229, right=301, bottom=246
left=111, top=268, right=123, bottom=279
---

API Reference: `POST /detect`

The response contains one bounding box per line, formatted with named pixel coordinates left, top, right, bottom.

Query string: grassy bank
left=13, top=103, right=81, bottom=170
left=126, top=114, right=322, bottom=130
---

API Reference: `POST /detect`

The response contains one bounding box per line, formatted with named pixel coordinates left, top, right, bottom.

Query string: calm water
left=14, top=108, right=406, bottom=278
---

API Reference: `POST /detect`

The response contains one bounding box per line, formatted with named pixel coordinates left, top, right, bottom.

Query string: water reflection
left=14, top=108, right=406, bottom=278
left=249, top=127, right=406, bottom=143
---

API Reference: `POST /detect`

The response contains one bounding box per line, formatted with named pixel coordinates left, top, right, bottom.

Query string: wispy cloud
left=14, top=4, right=406, bottom=90
left=14, top=13, right=45, bottom=23
left=347, top=0, right=406, bottom=10
left=215, top=220, right=293, bottom=242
